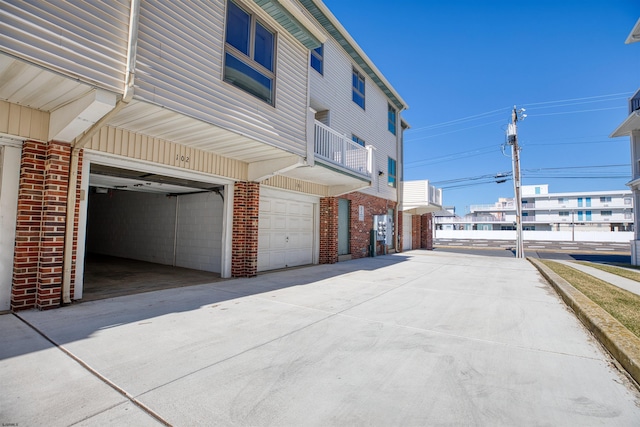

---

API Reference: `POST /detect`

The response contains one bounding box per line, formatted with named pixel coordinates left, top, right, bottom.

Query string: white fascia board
left=610, top=111, right=640, bottom=137
left=278, top=0, right=327, bottom=44
left=625, top=17, right=640, bottom=44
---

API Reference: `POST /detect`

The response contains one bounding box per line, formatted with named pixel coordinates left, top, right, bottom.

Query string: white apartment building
left=436, top=185, right=633, bottom=232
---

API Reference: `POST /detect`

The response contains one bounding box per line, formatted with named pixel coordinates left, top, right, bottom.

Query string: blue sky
left=322, top=0, right=640, bottom=215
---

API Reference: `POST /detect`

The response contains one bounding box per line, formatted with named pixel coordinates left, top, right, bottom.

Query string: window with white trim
left=388, top=103, right=396, bottom=135
left=388, top=157, right=397, bottom=188
left=351, top=134, right=365, bottom=147
left=310, top=44, right=323, bottom=74
left=224, top=0, right=275, bottom=104
left=352, top=68, right=365, bottom=109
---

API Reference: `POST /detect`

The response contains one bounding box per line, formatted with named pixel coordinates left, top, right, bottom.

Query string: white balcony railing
left=314, top=121, right=371, bottom=177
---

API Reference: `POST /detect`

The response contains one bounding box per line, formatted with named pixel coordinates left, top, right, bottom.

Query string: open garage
left=79, top=160, right=231, bottom=301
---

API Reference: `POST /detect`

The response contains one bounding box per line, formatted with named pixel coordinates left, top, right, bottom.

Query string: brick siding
left=11, top=141, right=80, bottom=310
left=319, top=192, right=397, bottom=262
left=232, top=182, right=260, bottom=277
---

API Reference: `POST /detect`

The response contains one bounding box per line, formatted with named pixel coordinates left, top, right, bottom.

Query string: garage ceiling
left=90, top=164, right=223, bottom=195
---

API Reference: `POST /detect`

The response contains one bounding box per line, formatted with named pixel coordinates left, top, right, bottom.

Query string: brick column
left=12, top=141, right=75, bottom=310
left=12, top=141, right=46, bottom=310
left=412, top=215, right=421, bottom=250
left=319, top=197, right=338, bottom=264
left=232, top=182, right=260, bottom=277
left=420, top=213, right=434, bottom=250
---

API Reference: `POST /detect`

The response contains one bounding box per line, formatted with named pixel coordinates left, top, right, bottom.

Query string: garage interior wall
left=87, top=190, right=223, bottom=273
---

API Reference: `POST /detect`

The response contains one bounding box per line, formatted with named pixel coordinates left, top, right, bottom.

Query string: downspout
left=396, top=110, right=407, bottom=252
left=61, top=0, right=140, bottom=304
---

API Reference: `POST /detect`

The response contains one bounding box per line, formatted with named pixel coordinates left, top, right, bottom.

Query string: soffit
left=0, top=54, right=95, bottom=111
left=107, top=101, right=291, bottom=163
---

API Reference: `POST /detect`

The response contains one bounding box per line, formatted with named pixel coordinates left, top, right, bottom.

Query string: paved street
left=2, top=251, right=640, bottom=426
left=436, top=238, right=631, bottom=253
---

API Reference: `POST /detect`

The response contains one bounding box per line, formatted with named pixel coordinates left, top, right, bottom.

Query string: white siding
left=1, top=0, right=129, bottom=93
left=136, top=0, right=309, bottom=157
left=310, top=38, right=399, bottom=201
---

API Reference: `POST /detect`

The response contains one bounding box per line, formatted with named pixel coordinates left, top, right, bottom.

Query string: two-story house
left=0, top=0, right=407, bottom=311
left=611, top=18, right=640, bottom=264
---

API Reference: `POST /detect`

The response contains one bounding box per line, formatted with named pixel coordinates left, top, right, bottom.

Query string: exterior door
left=258, top=193, right=315, bottom=271
left=402, top=212, right=412, bottom=251
left=338, top=198, right=350, bottom=255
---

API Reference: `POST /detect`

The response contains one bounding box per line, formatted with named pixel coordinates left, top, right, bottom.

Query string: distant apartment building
left=435, top=185, right=633, bottom=232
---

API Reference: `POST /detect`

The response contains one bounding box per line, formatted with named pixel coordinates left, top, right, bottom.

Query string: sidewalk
left=2, top=251, right=640, bottom=426
left=554, top=260, right=640, bottom=296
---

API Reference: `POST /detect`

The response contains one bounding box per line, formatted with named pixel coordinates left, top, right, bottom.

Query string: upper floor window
left=388, top=104, right=397, bottom=135
left=625, top=197, right=632, bottom=205
left=310, top=44, right=323, bottom=75
left=558, top=197, right=568, bottom=204
left=600, top=196, right=612, bottom=203
left=558, top=211, right=570, bottom=217
left=601, top=210, right=612, bottom=216
left=388, top=157, right=397, bottom=188
left=224, top=1, right=275, bottom=104
left=352, top=68, right=365, bottom=109
left=351, top=134, right=365, bottom=147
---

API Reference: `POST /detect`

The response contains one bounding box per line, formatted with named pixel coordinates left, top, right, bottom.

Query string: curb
left=528, top=257, right=640, bottom=387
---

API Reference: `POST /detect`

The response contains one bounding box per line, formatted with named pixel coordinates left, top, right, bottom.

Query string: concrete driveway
left=2, top=251, right=640, bottom=426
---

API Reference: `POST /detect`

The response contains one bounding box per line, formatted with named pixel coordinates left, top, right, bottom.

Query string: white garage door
left=258, top=191, right=315, bottom=271
left=402, top=212, right=413, bottom=251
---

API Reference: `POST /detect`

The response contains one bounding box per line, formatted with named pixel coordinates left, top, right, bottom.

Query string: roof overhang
left=610, top=111, right=640, bottom=137
left=625, top=18, right=640, bottom=44
left=401, top=204, right=443, bottom=215
left=254, top=0, right=326, bottom=49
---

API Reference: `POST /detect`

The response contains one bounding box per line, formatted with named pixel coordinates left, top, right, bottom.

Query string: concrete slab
left=7, top=251, right=640, bottom=425
left=0, top=314, right=160, bottom=426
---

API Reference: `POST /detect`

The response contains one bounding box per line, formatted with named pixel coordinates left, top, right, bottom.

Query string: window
left=310, top=44, right=323, bottom=74
left=388, top=104, right=397, bottom=135
left=558, top=197, right=568, bottom=204
left=224, top=1, right=275, bottom=104
left=600, top=196, right=612, bottom=203
left=625, top=212, right=632, bottom=219
left=535, top=186, right=541, bottom=194
left=351, top=134, right=365, bottom=146
left=387, top=157, right=397, bottom=188
left=558, top=211, right=570, bottom=217
left=352, top=68, right=365, bottom=109
left=601, top=210, right=612, bottom=216
left=625, top=197, right=632, bottom=205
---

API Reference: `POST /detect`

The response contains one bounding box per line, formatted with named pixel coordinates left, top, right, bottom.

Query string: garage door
left=402, top=212, right=413, bottom=251
left=258, top=192, right=315, bottom=271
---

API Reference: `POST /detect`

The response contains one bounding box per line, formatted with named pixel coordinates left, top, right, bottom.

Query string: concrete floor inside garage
left=80, top=253, right=224, bottom=302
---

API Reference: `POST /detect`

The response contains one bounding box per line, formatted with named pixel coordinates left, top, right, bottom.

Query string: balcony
left=314, top=121, right=371, bottom=178
left=402, top=180, right=443, bottom=214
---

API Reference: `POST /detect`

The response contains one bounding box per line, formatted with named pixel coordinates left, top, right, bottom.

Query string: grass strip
left=540, top=260, right=640, bottom=339
left=577, top=262, right=640, bottom=283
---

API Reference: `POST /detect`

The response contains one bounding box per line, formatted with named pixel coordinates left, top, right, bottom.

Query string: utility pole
left=507, top=106, right=526, bottom=258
